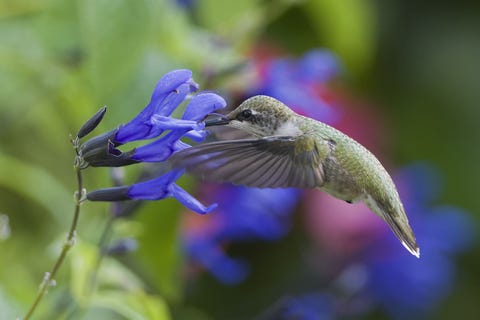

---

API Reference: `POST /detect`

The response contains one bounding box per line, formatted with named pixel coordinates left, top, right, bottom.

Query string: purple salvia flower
left=131, top=92, right=226, bottom=162
left=115, top=69, right=199, bottom=143
left=84, top=69, right=226, bottom=214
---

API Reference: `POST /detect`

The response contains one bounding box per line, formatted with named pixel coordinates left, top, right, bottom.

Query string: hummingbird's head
left=205, top=95, right=295, bottom=137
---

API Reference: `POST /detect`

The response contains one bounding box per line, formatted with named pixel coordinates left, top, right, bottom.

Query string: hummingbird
left=170, top=95, right=420, bottom=258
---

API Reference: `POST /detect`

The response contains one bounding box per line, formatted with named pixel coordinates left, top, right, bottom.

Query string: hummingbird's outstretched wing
left=170, top=135, right=329, bottom=188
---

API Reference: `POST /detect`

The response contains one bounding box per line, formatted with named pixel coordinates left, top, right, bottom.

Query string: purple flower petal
left=182, top=129, right=208, bottom=142
left=182, top=92, right=227, bottom=121
left=115, top=70, right=198, bottom=143
left=132, top=132, right=189, bottom=162
left=127, top=170, right=183, bottom=200
left=169, top=183, right=217, bottom=214
left=151, top=69, right=196, bottom=102
left=150, top=115, right=204, bottom=131
left=97, top=168, right=214, bottom=215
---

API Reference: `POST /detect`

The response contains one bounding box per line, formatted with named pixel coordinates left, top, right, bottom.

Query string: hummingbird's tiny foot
left=345, top=200, right=353, bottom=204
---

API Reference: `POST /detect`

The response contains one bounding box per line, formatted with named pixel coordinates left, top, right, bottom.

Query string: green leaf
left=0, top=287, right=22, bottom=320
left=304, top=0, right=376, bottom=75
left=77, top=0, right=152, bottom=102
left=197, top=0, right=263, bottom=41
left=135, top=199, right=184, bottom=302
left=70, top=240, right=98, bottom=306
left=92, top=290, right=171, bottom=320
left=0, top=151, right=71, bottom=225
left=174, top=306, right=213, bottom=320
left=70, top=240, right=145, bottom=306
left=0, top=0, right=50, bottom=19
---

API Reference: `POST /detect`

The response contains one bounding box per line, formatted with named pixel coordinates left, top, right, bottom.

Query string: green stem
left=23, top=143, right=84, bottom=320
left=87, top=215, right=115, bottom=295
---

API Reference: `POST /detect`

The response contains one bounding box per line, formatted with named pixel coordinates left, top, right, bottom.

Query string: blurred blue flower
left=103, top=238, right=138, bottom=256
left=212, top=187, right=301, bottom=242
left=174, top=0, right=196, bottom=10
left=279, top=293, right=335, bottom=320
left=256, top=293, right=335, bottom=320
left=252, top=49, right=341, bottom=123
left=185, top=237, right=249, bottom=285
left=362, top=164, right=475, bottom=319
left=85, top=69, right=226, bottom=214
left=184, top=186, right=301, bottom=284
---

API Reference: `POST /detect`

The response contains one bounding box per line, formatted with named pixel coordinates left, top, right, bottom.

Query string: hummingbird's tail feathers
left=365, top=195, right=420, bottom=258
left=401, top=240, right=420, bottom=258
left=385, top=213, right=420, bottom=258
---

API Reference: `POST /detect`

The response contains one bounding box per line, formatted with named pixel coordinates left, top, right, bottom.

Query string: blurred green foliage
left=0, top=0, right=479, bottom=319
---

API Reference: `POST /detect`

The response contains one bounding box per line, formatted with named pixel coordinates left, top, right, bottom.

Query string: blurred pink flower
left=304, top=190, right=387, bottom=257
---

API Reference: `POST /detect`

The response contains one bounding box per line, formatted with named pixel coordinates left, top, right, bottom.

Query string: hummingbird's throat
left=274, top=120, right=302, bottom=136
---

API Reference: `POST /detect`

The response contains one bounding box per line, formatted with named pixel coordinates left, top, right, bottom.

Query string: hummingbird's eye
left=238, top=109, right=253, bottom=121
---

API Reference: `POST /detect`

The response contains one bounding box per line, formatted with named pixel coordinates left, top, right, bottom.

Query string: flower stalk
left=23, top=69, right=226, bottom=318
left=23, top=137, right=86, bottom=320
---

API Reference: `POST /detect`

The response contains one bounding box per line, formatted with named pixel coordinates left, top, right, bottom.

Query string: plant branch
left=23, top=139, right=85, bottom=320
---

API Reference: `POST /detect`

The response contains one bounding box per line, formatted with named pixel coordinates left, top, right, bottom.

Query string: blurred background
left=0, top=0, right=479, bottom=319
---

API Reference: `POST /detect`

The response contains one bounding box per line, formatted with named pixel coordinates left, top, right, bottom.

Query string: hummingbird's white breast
left=274, top=120, right=302, bottom=136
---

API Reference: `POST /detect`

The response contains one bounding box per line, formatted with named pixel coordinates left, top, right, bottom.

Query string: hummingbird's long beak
left=204, top=114, right=231, bottom=127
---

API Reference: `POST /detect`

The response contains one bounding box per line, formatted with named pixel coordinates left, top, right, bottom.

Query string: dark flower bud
left=77, top=107, right=107, bottom=139
left=103, top=238, right=138, bottom=256
left=87, top=186, right=131, bottom=201
left=79, top=129, right=118, bottom=161
left=79, top=129, right=139, bottom=167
